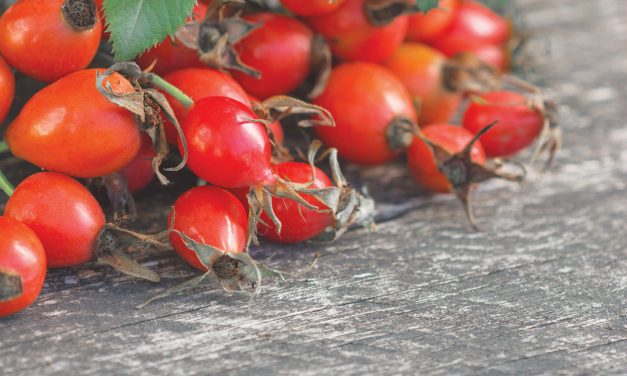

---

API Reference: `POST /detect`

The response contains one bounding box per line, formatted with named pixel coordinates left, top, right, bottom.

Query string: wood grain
left=1, top=0, right=626, bottom=374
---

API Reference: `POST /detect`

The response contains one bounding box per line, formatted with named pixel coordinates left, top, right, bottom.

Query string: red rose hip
left=0, top=216, right=47, bottom=317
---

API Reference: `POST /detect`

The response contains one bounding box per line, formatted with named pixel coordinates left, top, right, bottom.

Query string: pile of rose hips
left=0, top=0, right=558, bottom=317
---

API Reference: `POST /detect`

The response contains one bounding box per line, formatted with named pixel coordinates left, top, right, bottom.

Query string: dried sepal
left=243, top=155, right=334, bottom=247
left=258, top=95, right=335, bottom=128
left=244, top=140, right=374, bottom=246
left=0, top=270, right=22, bottom=302
left=243, top=0, right=279, bottom=10
left=175, top=0, right=261, bottom=77
left=246, top=187, right=264, bottom=248
left=96, top=65, right=146, bottom=117
left=417, top=121, right=526, bottom=230
left=94, top=225, right=164, bottom=282
left=249, top=178, right=328, bottom=245
left=442, top=53, right=503, bottom=94
left=98, top=250, right=161, bottom=283
left=173, top=231, right=224, bottom=269
left=252, top=96, right=336, bottom=163
left=137, top=231, right=284, bottom=308
left=298, top=140, right=342, bottom=214
left=228, top=251, right=286, bottom=292
left=304, top=144, right=376, bottom=242
left=386, top=117, right=418, bottom=152
left=526, top=93, right=560, bottom=168
left=136, top=272, right=215, bottom=310
left=293, top=34, right=333, bottom=100
left=142, top=88, right=188, bottom=172
left=365, top=0, right=420, bottom=27
left=103, top=223, right=170, bottom=249
left=501, top=75, right=561, bottom=168
left=96, top=62, right=189, bottom=185
left=99, top=173, right=137, bottom=222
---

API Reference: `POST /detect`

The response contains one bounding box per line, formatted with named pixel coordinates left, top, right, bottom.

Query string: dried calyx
left=94, top=223, right=169, bottom=283
left=530, top=97, right=560, bottom=168
left=137, top=231, right=285, bottom=309
left=443, top=53, right=503, bottom=94
left=252, top=140, right=375, bottom=245
left=62, top=0, right=97, bottom=31
left=417, top=122, right=526, bottom=230
left=0, top=270, right=22, bottom=302
left=365, top=0, right=421, bottom=27
left=250, top=95, right=336, bottom=162
left=176, top=0, right=261, bottom=77
left=96, top=62, right=189, bottom=185
left=293, top=35, right=333, bottom=100
left=386, top=117, right=418, bottom=152
left=88, top=173, right=137, bottom=222
left=254, top=95, right=335, bottom=129
left=503, top=75, right=561, bottom=168
left=304, top=142, right=376, bottom=242
left=245, top=177, right=329, bottom=248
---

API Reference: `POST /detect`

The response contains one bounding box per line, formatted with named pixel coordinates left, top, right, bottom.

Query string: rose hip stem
left=0, top=169, right=15, bottom=197
left=141, top=73, right=194, bottom=109
left=0, top=140, right=13, bottom=196
left=0, top=141, right=15, bottom=197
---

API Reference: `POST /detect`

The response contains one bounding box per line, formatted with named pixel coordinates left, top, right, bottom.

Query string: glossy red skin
left=119, top=135, right=156, bottom=192
left=308, top=0, right=409, bottom=63
left=180, top=97, right=275, bottom=188
left=463, top=91, right=544, bottom=157
left=234, top=162, right=333, bottom=243
left=430, top=1, right=510, bottom=47
left=161, top=68, right=251, bottom=145
left=282, top=0, right=347, bottom=16
left=5, top=172, right=106, bottom=268
left=169, top=186, right=248, bottom=271
left=0, top=216, right=46, bottom=317
left=407, top=124, right=486, bottom=193
left=135, top=3, right=208, bottom=76
left=313, top=63, right=417, bottom=165
left=384, top=43, right=462, bottom=126
left=407, top=0, right=458, bottom=42
left=429, top=1, right=510, bottom=69
left=6, top=69, right=141, bottom=178
left=0, top=56, right=14, bottom=124
left=0, top=0, right=102, bottom=82
left=232, top=13, right=313, bottom=99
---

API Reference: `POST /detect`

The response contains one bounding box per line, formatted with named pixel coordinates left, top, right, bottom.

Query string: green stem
left=0, top=169, right=14, bottom=197
left=0, top=141, right=8, bottom=154
left=143, top=73, right=194, bottom=109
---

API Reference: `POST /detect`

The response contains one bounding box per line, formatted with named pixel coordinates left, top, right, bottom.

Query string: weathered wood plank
left=1, top=0, right=626, bottom=374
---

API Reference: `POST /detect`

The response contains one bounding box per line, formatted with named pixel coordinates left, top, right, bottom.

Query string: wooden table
left=1, top=0, right=626, bottom=374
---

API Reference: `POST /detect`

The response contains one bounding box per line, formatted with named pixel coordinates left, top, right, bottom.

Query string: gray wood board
left=1, top=0, right=626, bottom=374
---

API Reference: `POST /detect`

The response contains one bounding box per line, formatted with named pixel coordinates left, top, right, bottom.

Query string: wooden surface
left=1, top=0, right=626, bottom=374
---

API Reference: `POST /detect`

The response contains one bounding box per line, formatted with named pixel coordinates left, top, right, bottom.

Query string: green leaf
left=415, top=0, right=441, bottom=13
left=103, top=0, right=197, bottom=62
